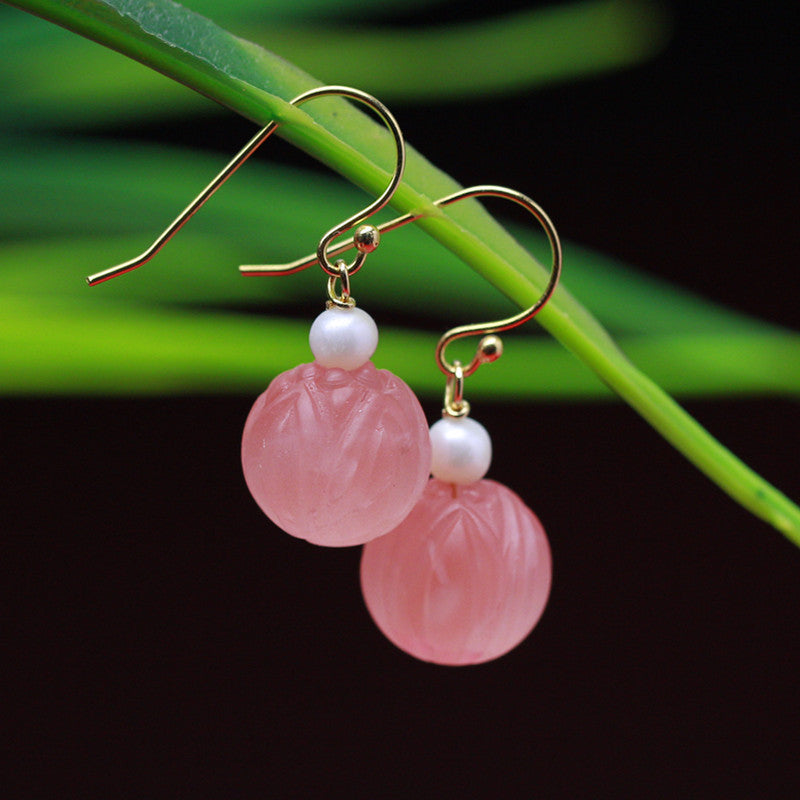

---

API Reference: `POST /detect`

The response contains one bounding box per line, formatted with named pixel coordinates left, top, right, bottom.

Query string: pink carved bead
left=361, top=478, right=552, bottom=665
left=242, top=361, right=431, bottom=547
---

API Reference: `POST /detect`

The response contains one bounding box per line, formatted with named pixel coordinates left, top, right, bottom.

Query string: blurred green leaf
left=0, top=0, right=669, bottom=127
left=4, top=293, right=799, bottom=400
left=182, top=0, right=437, bottom=23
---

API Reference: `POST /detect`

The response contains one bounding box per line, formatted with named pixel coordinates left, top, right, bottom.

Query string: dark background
left=5, top=1, right=799, bottom=797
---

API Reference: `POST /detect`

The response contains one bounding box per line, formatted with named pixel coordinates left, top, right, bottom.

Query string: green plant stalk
left=565, top=317, right=800, bottom=542
left=3, top=0, right=799, bottom=545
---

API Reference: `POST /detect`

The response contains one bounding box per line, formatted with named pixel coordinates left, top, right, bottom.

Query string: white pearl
left=429, top=416, right=492, bottom=485
left=309, top=306, right=379, bottom=370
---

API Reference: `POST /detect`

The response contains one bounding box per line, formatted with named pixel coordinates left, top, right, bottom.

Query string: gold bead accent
left=477, top=335, right=503, bottom=364
left=353, top=224, right=380, bottom=254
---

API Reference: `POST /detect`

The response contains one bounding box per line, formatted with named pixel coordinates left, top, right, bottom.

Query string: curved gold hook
left=245, top=185, right=561, bottom=379
left=428, top=186, right=561, bottom=379
left=86, top=85, right=405, bottom=285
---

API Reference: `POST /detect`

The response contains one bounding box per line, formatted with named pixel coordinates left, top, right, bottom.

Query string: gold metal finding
left=326, top=260, right=356, bottom=308
left=443, top=362, right=470, bottom=418
left=86, top=86, right=405, bottom=286
left=246, top=184, right=562, bottom=384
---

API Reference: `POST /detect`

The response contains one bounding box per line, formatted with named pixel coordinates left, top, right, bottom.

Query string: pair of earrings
left=88, top=86, right=562, bottom=666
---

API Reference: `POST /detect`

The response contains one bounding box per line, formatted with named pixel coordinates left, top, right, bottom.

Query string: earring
left=87, top=86, right=431, bottom=548
left=357, top=186, right=563, bottom=666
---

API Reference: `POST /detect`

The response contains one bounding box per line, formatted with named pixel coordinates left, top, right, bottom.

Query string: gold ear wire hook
left=245, top=184, right=561, bottom=378
left=429, top=186, right=561, bottom=379
left=86, top=85, right=405, bottom=286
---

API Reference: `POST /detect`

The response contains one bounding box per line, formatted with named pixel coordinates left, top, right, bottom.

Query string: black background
left=5, top=1, right=799, bottom=797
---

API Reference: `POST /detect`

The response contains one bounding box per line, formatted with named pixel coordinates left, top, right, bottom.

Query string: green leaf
left=2, top=0, right=798, bottom=545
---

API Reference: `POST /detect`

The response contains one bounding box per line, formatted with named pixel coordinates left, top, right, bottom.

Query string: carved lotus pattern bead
left=241, top=361, right=432, bottom=547
left=361, top=478, right=552, bottom=665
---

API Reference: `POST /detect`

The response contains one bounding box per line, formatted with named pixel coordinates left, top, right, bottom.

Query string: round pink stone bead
left=361, top=478, right=552, bottom=665
left=242, top=361, right=431, bottom=547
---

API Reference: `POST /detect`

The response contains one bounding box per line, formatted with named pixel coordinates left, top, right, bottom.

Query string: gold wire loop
left=433, top=190, right=559, bottom=379
left=443, top=362, right=470, bottom=418
left=326, top=260, right=356, bottom=308
left=86, top=85, right=405, bottom=286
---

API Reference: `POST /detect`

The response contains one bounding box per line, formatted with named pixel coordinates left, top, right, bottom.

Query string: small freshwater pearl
left=429, top=415, right=492, bottom=485
left=309, top=306, right=378, bottom=370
